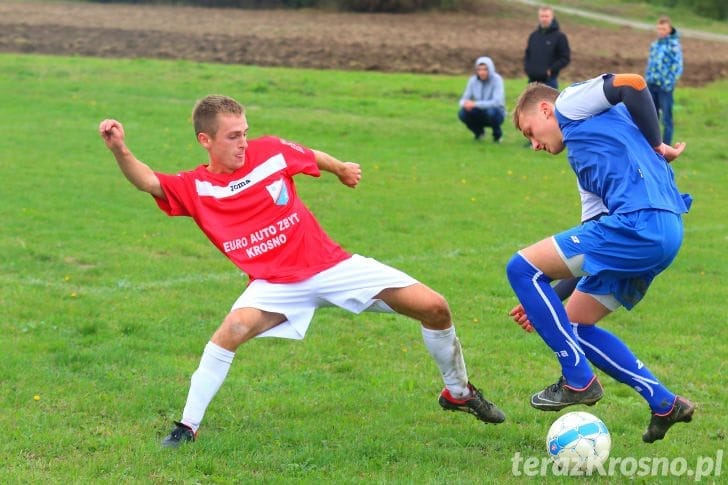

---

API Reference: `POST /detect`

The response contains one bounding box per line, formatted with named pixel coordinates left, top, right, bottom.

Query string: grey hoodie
left=459, top=56, right=506, bottom=116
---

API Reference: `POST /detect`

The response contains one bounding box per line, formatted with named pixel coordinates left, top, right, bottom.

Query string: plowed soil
left=1, top=1, right=726, bottom=86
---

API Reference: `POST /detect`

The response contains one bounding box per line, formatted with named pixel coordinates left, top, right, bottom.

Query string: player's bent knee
left=381, top=284, right=451, bottom=326
left=213, top=309, right=271, bottom=349
left=420, top=291, right=452, bottom=327
left=431, top=297, right=451, bottom=319
left=506, top=253, right=529, bottom=282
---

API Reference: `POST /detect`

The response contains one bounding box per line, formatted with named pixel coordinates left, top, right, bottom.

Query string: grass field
left=0, top=53, right=726, bottom=483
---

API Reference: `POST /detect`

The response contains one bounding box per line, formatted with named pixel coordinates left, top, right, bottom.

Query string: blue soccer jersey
left=554, top=75, right=690, bottom=215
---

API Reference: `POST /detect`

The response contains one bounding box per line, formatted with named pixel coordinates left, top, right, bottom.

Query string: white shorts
left=231, top=254, right=418, bottom=340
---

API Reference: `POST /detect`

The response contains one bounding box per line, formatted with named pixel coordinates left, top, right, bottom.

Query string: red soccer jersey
left=153, top=136, right=351, bottom=283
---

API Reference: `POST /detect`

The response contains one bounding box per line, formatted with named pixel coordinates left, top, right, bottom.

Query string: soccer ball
left=546, top=411, right=611, bottom=472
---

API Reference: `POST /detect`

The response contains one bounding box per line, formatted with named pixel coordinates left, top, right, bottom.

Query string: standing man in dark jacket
left=524, top=5, right=571, bottom=89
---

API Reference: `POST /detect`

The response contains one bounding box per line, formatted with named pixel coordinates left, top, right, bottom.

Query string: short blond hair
left=657, top=15, right=672, bottom=27
left=512, top=82, right=559, bottom=131
left=192, top=95, right=244, bottom=136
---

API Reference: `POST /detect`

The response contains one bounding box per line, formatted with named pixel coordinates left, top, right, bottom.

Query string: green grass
left=1, top=53, right=726, bottom=483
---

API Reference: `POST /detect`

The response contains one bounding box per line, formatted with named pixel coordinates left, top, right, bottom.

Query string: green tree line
left=649, top=0, right=726, bottom=20
left=635, top=0, right=728, bottom=21
left=90, top=0, right=460, bottom=13
left=91, top=0, right=726, bottom=18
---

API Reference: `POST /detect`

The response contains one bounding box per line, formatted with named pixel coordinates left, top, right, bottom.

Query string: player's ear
left=538, top=101, right=553, bottom=118
left=197, top=132, right=211, bottom=147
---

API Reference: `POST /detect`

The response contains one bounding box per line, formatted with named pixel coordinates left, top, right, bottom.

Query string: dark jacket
left=524, top=18, right=571, bottom=82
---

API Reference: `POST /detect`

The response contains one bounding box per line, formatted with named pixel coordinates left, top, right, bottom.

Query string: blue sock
left=573, top=323, right=675, bottom=413
left=506, top=253, right=594, bottom=388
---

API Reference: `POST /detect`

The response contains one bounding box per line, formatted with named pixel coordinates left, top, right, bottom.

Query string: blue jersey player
left=509, top=73, right=694, bottom=443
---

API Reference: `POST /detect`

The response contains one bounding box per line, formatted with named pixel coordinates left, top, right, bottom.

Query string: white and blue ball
left=546, top=411, right=611, bottom=472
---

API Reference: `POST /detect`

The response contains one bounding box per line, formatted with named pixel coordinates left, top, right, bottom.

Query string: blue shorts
left=553, top=210, right=684, bottom=310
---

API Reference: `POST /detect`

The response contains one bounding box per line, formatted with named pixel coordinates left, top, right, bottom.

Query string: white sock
left=180, top=341, right=235, bottom=432
left=421, top=326, right=470, bottom=399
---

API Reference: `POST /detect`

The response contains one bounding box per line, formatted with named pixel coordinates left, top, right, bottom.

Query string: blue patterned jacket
left=645, top=29, right=683, bottom=92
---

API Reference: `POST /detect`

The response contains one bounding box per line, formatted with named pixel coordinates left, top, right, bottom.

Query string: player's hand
left=99, top=119, right=125, bottom=150
left=338, top=162, right=362, bottom=188
left=509, top=304, right=534, bottom=333
left=655, top=142, right=686, bottom=163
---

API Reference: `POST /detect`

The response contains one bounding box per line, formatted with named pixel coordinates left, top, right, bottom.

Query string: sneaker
left=642, top=396, right=695, bottom=443
left=474, top=133, right=485, bottom=141
left=161, top=421, right=196, bottom=448
left=494, top=134, right=503, bottom=144
left=530, top=376, right=603, bottom=411
left=439, top=382, right=505, bottom=424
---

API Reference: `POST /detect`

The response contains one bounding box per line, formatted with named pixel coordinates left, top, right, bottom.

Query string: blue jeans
left=648, top=83, right=675, bottom=145
left=458, top=107, right=504, bottom=140
left=528, top=77, right=559, bottom=89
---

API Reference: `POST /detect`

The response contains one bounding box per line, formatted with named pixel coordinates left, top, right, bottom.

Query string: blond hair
left=192, top=95, right=244, bottom=136
left=657, top=15, right=672, bottom=27
left=512, top=82, right=559, bottom=131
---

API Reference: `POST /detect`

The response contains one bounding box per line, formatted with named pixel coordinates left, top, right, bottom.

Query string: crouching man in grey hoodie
left=458, top=56, right=506, bottom=143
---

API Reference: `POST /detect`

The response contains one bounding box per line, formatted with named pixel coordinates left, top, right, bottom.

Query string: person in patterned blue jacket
left=645, top=16, right=683, bottom=145
left=509, top=73, right=694, bottom=443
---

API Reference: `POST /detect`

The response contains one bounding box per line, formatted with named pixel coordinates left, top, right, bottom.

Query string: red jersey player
left=99, top=95, right=504, bottom=448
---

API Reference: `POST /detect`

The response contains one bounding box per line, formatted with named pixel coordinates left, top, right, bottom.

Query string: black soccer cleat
left=643, top=396, right=695, bottom=443
left=161, top=421, right=196, bottom=448
left=439, top=382, right=505, bottom=424
left=530, top=375, right=603, bottom=411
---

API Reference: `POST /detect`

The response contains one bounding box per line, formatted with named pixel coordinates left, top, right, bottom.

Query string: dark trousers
left=458, top=107, right=504, bottom=140
left=528, top=76, right=559, bottom=89
left=648, top=83, right=675, bottom=145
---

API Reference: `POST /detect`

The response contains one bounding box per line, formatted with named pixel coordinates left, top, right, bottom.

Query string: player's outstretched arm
left=603, top=74, right=687, bottom=162
left=98, top=119, right=164, bottom=199
left=312, top=149, right=361, bottom=188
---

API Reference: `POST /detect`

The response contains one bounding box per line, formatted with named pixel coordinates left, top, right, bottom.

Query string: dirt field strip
left=0, top=1, right=726, bottom=85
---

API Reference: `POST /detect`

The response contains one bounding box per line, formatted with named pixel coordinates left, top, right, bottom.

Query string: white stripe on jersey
left=195, top=153, right=287, bottom=199
left=556, top=75, right=612, bottom=121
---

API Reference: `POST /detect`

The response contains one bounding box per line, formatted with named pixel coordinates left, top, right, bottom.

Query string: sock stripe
left=573, top=325, right=660, bottom=396
left=528, top=263, right=585, bottom=365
